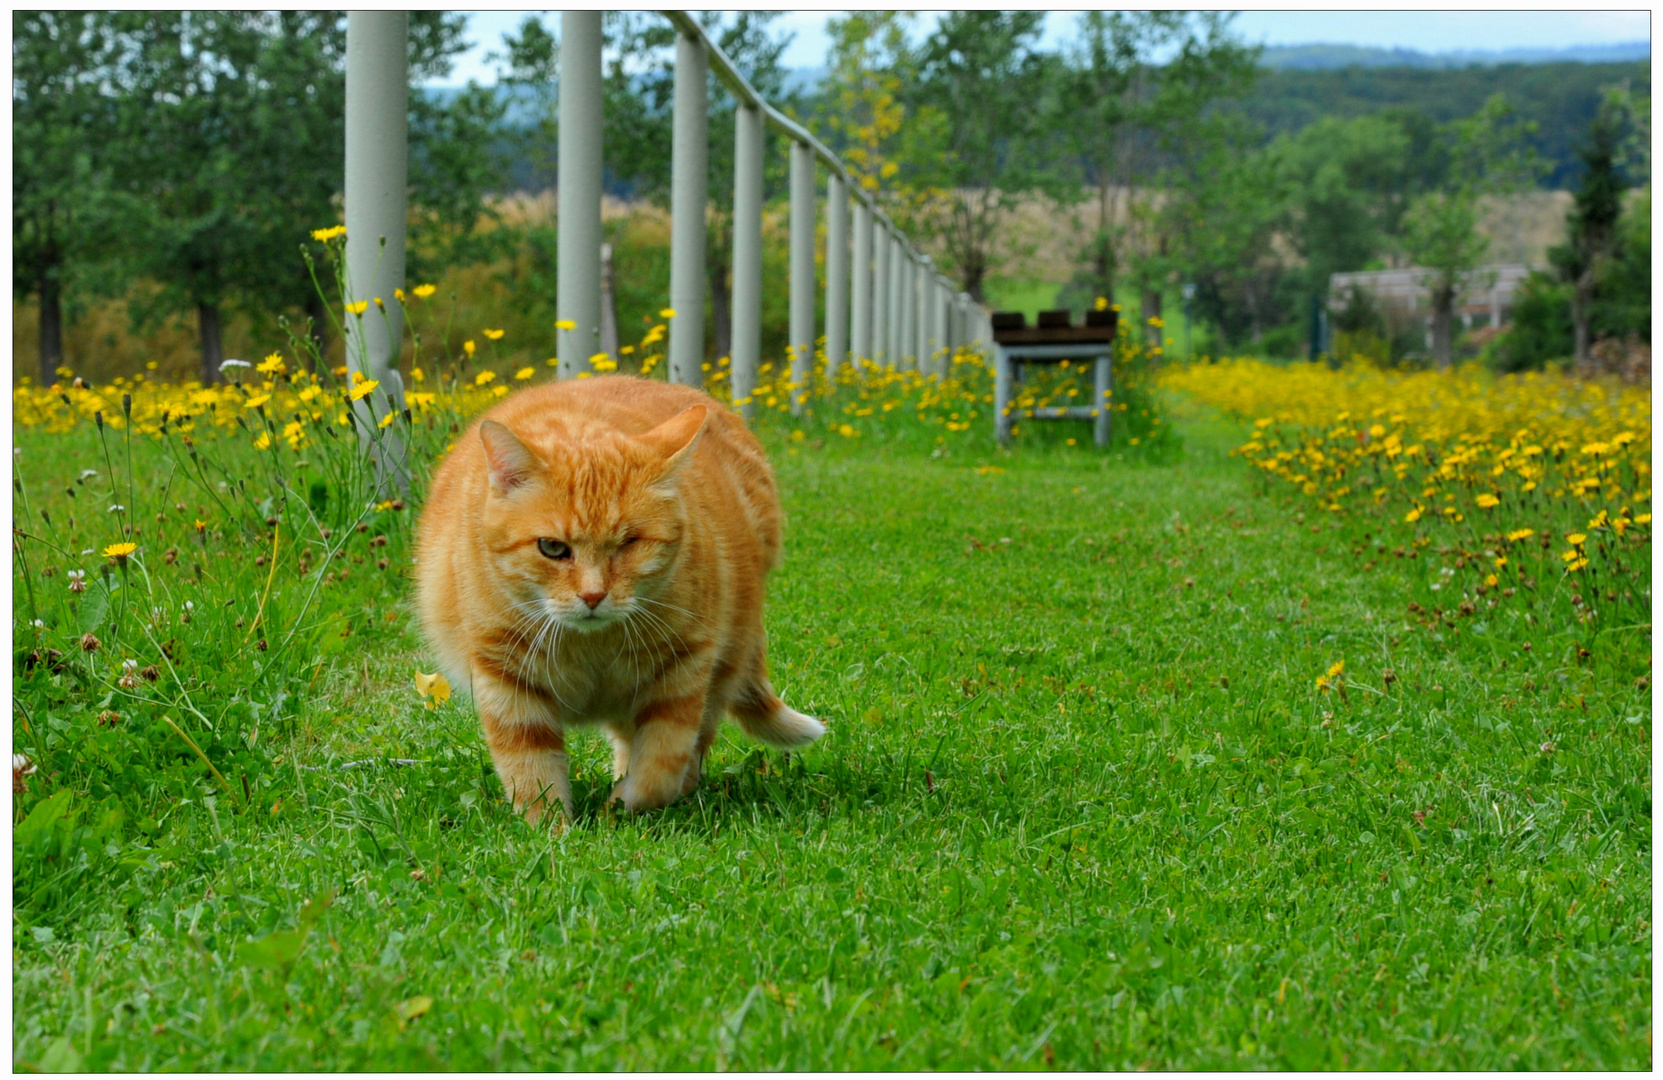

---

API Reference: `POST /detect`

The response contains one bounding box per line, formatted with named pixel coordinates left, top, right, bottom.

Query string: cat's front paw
left=609, top=765, right=688, bottom=813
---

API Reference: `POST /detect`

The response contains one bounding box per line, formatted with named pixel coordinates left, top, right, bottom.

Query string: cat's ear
left=479, top=420, right=541, bottom=494
left=637, top=405, right=707, bottom=481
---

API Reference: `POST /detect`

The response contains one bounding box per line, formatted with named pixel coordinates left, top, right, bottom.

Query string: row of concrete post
left=340, top=11, right=992, bottom=436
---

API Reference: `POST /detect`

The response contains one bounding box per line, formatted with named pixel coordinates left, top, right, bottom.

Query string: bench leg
left=1094, top=351, right=1112, bottom=447
left=994, top=346, right=1013, bottom=445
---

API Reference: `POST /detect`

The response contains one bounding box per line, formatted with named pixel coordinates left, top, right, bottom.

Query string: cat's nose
left=579, top=590, right=607, bottom=610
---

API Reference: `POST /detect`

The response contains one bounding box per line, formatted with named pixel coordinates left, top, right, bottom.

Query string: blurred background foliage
left=11, top=11, right=1651, bottom=386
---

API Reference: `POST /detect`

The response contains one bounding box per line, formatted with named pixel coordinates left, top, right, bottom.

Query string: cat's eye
left=537, top=538, right=572, bottom=560
left=619, top=534, right=638, bottom=548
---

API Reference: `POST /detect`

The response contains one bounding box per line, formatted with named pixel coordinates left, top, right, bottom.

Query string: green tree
left=1276, top=115, right=1413, bottom=296
left=1403, top=94, right=1539, bottom=367
left=1166, top=130, right=1293, bottom=349
left=908, top=12, right=1062, bottom=300
left=1065, top=12, right=1258, bottom=327
left=110, top=12, right=482, bottom=383
left=1553, top=105, right=1626, bottom=370
left=12, top=12, right=128, bottom=383
left=815, top=12, right=918, bottom=199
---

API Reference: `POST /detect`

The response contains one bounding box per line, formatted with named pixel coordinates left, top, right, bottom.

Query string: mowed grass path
left=13, top=410, right=1651, bottom=1070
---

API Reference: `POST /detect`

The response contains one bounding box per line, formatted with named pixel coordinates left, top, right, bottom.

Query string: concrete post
left=888, top=236, right=905, bottom=368
left=872, top=225, right=890, bottom=365
left=904, top=252, right=917, bottom=371
left=668, top=29, right=708, bottom=388
left=788, top=140, right=815, bottom=415
left=915, top=257, right=931, bottom=373
left=850, top=199, right=873, bottom=364
left=824, top=173, right=849, bottom=382
left=730, top=103, right=763, bottom=418
left=932, top=275, right=949, bottom=376
left=344, top=10, right=408, bottom=488
left=558, top=11, right=603, bottom=378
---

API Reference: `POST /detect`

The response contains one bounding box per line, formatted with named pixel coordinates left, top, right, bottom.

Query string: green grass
left=982, top=277, right=1062, bottom=323
left=12, top=399, right=1651, bottom=1070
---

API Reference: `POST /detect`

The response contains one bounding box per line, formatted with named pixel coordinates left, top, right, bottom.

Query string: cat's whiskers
left=628, top=601, right=688, bottom=659
left=634, top=594, right=701, bottom=623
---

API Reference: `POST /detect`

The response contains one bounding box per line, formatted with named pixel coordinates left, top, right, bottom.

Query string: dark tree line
left=13, top=11, right=504, bottom=383
left=15, top=11, right=1650, bottom=380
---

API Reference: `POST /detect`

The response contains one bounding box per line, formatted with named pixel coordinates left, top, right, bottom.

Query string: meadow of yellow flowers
left=1164, top=357, right=1651, bottom=638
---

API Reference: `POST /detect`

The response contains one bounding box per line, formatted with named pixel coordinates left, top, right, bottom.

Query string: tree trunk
left=1092, top=181, right=1116, bottom=305
left=1571, top=270, right=1596, bottom=373
left=962, top=251, right=986, bottom=305
left=599, top=241, right=620, bottom=362
left=198, top=302, right=224, bottom=384
left=709, top=258, right=731, bottom=365
left=1430, top=281, right=1455, bottom=369
left=1140, top=290, right=1162, bottom=351
left=38, top=263, right=63, bottom=385
left=304, top=293, right=328, bottom=372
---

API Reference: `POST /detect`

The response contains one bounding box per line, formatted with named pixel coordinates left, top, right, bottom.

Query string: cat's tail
left=731, top=677, right=825, bottom=749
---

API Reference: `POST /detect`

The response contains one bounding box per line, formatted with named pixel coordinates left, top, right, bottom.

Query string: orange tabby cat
left=415, top=375, right=824, bottom=822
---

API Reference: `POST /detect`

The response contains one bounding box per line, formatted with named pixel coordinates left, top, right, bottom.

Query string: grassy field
left=11, top=376, right=1651, bottom=1069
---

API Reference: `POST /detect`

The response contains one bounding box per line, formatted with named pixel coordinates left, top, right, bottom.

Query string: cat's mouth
left=564, top=604, right=623, bottom=633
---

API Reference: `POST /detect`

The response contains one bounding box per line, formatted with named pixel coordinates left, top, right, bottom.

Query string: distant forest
left=1242, top=61, right=1650, bottom=188
left=469, top=59, right=1650, bottom=195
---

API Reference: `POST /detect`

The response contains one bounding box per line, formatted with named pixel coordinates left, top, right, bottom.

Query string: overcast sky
left=430, top=9, right=1650, bottom=86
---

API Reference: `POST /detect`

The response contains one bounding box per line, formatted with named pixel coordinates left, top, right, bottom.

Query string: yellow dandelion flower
left=659, top=308, right=677, bottom=319
left=347, top=378, right=380, bottom=402
left=514, top=367, right=535, bottom=381
left=463, top=340, right=476, bottom=358
left=344, top=300, right=369, bottom=316
left=256, top=353, right=286, bottom=374
left=253, top=431, right=272, bottom=450
left=555, top=319, right=576, bottom=331
left=378, top=411, right=396, bottom=428
left=412, top=283, right=437, bottom=299
left=1565, top=533, right=1587, bottom=546
left=483, top=328, right=505, bottom=341
left=414, top=670, right=452, bottom=708
left=310, top=225, right=346, bottom=242
left=102, top=541, right=138, bottom=559
left=1475, top=494, right=1500, bottom=509
left=475, top=370, right=496, bottom=386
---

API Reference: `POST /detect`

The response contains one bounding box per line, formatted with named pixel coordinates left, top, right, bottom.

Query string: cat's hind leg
left=730, top=658, right=825, bottom=749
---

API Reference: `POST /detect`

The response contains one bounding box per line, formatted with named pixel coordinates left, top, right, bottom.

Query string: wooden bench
left=992, top=308, right=1119, bottom=446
